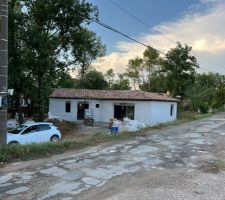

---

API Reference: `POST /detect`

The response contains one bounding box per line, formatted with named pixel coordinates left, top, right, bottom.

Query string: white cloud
left=93, top=0, right=225, bottom=74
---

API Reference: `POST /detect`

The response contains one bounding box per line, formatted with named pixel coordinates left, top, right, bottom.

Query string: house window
left=114, top=104, right=135, bottom=120
left=170, top=104, right=174, bottom=116
left=96, top=104, right=99, bottom=108
left=65, top=101, right=71, bottom=113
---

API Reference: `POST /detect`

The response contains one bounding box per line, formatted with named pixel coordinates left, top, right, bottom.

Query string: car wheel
left=50, top=135, right=59, bottom=142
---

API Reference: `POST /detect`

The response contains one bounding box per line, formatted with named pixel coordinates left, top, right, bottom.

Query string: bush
left=198, top=102, right=209, bottom=113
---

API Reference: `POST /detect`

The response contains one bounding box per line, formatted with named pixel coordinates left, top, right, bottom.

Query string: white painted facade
left=49, top=98, right=177, bottom=126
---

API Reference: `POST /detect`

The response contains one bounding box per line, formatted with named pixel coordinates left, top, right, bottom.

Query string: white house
left=49, top=89, right=178, bottom=126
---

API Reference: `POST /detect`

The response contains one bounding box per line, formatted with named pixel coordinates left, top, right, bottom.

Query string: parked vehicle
left=7, top=122, right=61, bottom=144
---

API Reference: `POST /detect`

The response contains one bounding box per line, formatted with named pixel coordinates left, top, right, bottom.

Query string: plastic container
left=111, top=126, right=118, bottom=134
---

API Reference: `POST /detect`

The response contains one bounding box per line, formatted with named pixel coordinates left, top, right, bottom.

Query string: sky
left=85, top=0, right=225, bottom=75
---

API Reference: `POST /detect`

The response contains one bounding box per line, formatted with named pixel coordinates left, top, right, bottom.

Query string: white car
left=7, top=122, right=61, bottom=144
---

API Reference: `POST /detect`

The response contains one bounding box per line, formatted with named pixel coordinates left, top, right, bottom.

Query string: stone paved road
left=1, top=113, right=225, bottom=200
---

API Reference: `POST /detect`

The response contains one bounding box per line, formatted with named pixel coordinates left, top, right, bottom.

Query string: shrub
left=198, top=102, right=209, bottom=113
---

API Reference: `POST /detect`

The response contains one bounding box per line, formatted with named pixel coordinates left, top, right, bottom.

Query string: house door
left=77, top=102, right=89, bottom=120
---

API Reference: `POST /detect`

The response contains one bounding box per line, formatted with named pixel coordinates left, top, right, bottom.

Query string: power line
left=108, top=0, right=225, bottom=72
left=108, top=0, right=176, bottom=44
left=95, top=19, right=213, bottom=73
left=95, top=20, right=149, bottom=48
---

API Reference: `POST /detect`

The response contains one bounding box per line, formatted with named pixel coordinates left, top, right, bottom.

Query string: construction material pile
left=111, top=118, right=146, bottom=133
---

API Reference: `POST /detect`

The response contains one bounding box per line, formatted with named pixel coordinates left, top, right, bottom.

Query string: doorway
left=77, top=102, right=89, bottom=120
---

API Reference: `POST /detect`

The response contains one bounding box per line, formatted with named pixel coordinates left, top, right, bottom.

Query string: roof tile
left=50, top=89, right=177, bottom=102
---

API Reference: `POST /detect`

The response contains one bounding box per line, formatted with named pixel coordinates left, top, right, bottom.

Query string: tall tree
left=8, top=0, right=104, bottom=120
left=55, top=72, right=76, bottom=88
left=8, top=0, right=27, bottom=123
left=143, top=46, right=160, bottom=89
left=161, top=43, right=199, bottom=97
left=70, top=28, right=106, bottom=81
left=104, top=68, right=115, bottom=87
left=126, top=57, right=142, bottom=90
left=79, top=69, right=108, bottom=89
left=111, top=73, right=130, bottom=90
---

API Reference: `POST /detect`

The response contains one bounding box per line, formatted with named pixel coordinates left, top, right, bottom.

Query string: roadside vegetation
left=0, top=131, right=146, bottom=164
left=0, top=110, right=215, bottom=165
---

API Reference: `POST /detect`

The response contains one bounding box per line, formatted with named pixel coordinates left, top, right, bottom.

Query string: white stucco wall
left=49, top=98, right=78, bottom=121
left=49, top=98, right=177, bottom=126
left=149, top=101, right=177, bottom=126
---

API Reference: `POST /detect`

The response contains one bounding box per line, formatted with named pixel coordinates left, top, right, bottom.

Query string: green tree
left=186, top=73, right=225, bottom=112
left=79, top=70, right=108, bottom=89
left=111, top=73, right=130, bottom=90
left=140, top=71, right=167, bottom=93
left=8, top=0, right=103, bottom=120
left=104, top=68, right=115, bottom=87
left=143, top=46, right=160, bottom=89
left=162, top=43, right=199, bottom=97
left=55, top=72, right=76, bottom=88
left=71, top=28, right=106, bottom=81
left=126, top=57, right=142, bottom=90
left=8, top=0, right=29, bottom=122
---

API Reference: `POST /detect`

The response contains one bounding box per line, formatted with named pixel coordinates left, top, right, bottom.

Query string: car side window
left=22, top=125, right=38, bottom=134
left=37, top=125, right=51, bottom=132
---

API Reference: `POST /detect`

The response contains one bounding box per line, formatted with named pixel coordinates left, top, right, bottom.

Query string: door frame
left=77, top=102, right=89, bottom=120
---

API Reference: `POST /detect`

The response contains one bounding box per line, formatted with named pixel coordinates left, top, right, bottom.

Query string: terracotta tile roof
left=50, top=89, right=177, bottom=102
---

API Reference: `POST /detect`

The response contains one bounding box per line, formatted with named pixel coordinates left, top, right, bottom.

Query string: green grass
left=0, top=132, right=145, bottom=164
left=0, top=110, right=213, bottom=165
left=177, top=110, right=212, bottom=121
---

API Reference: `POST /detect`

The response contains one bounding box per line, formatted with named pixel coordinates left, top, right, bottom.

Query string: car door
left=20, top=125, right=39, bottom=144
left=36, top=124, right=51, bottom=142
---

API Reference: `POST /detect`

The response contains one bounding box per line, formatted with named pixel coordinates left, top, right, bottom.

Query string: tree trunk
left=148, top=65, right=151, bottom=90
left=15, top=92, right=24, bottom=124
left=0, top=0, right=8, bottom=145
left=37, top=76, right=44, bottom=121
left=25, top=98, right=32, bottom=117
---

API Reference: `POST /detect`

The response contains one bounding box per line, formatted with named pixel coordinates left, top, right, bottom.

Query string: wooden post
left=0, top=0, right=8, bottom=145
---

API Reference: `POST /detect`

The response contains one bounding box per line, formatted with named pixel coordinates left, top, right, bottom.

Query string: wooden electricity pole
left=0, top=0, right=8, bottom=145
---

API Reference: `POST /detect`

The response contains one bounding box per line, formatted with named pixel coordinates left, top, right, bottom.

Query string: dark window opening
left=170, top=104, right=174, bottom=116
left=96, top=104, right=99, bottom=108
left=114, top=104, right=135, bottom=120
left=65, top=101, right=71, bottom=113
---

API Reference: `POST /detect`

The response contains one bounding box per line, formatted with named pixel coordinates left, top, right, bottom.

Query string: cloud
left=93, top=0, right=225, bottom=74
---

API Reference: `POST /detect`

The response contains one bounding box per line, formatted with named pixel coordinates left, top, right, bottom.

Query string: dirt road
left=1, top=113, right=225, bottom=200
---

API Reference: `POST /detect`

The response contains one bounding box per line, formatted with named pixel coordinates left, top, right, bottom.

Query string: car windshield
left=9, top=125, right=28, bottom=134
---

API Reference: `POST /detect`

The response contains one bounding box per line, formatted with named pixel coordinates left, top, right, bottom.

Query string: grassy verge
left=0, top=111, right=213, bottom=165
left=0, top=132, right=146, bottom=164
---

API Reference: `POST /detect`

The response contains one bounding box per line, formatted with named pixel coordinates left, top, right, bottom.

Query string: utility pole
left=0, top=0, right=8, bottom=145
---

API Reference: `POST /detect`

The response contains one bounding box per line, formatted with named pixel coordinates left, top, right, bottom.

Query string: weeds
left=0, top=111, right=212, bottom=164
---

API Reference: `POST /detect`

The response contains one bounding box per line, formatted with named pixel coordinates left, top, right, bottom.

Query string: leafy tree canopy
left=8, top=0, right=105, bottom=119
left=79, top=70, right=108, bottom=89
left=161, top=42, right=199, bottom=97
